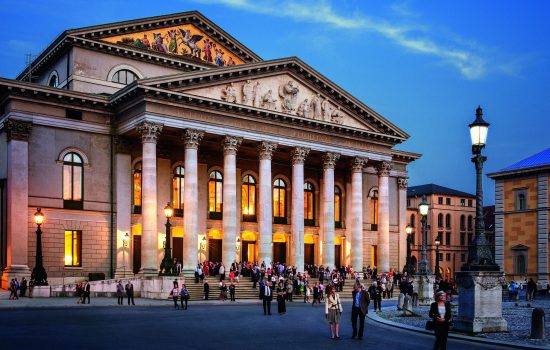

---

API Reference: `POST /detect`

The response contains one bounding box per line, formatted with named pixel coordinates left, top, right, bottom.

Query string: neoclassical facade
left=0, top=11, right=419, bottom=286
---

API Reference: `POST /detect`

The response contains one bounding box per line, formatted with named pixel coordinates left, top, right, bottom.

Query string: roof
left=407, top=184, right=475, bottom=198
left=498, top=147, right=550, bottom=172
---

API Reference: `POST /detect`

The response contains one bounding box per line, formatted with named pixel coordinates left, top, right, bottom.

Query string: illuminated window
left=172, top=166, right=184, bottom=216
left=242, top=175, right=256, bottom=222
left=63, top=152, right=83, bottom=210
left=304, top=182, right=315, bottom=226
left=370, top=189, right=378, bottom=230
left=133, top=162, right=142, bottom=214
left=209, top=171, right=223, bottom=219
left=111, top=69, right=139, bottom=85
left=335, top=186, right=343, bottom=228
left=273, top=178, right=286, bottom=224
left=64, top=230, right=81, bottom=267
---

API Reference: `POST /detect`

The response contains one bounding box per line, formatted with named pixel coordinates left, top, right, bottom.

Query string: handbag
left=425, top=320, right=434, bottom=331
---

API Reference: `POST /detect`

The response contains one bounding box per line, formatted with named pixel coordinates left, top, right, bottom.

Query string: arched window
left=445, top=214, right=451, bottom=228
left=467, top=215, right=473, bottom=231
left=63, top=152, right=83, bottom=209
left=437, top=213, right=444, bottom=228
left=304, top=182, right=315, bottom=226
left=460, top=215, right=466, bottom=231
left=335, top=186, right=343, bottom=228
left=370, top=189, right=378, bottom=230
left=173, top=166, right=184, bottom=216
left=111, top=69, right=139, bottom=85
left=209, top=171, right=223, bottom=219
left=410, top=214, right=416, bottom=228
left=132, top=162, right=142, bottom=214
left=49, top=74, right=58, bottom=87
left=242, top=174, right=256, bottom=222
left=273, top=178, right=287, bottom=224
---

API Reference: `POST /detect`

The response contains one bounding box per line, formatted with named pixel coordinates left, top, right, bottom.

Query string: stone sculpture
left=321, top=98, right=332, bottom=121
left=331, top=107, right=344, bottom=125
left=279, top=80, right=299, bottom=113
left=221, top=83, right=237, bottom=103
left=262, top=89, right=278, bottom=111
left=242, top=79, right=254, bottom=106
left=310, top=93, right=322, bottom=120
left=296, top=98, right=310, bottom=118
left=253, top=81, right=262, bottom=108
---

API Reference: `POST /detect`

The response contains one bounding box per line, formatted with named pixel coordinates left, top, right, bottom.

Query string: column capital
left=114, top=136, right=132, bottom=154
left=398, top=177, right=409, bottom=190
left=4, top=119, right=32, bottom=142
left=182, top=129, right=204, bottom=149
left=378, top=161, right=392, bottom=176
left=351, top=157, right=366, bottom=172
left=322, top=152, right=340, bottom=170
left=291, top=147, right=310, bottom=165
left=223, top=135, right=242, bottom=155
left=258, top=141, right=278, bottom=160
left=136, top=121, right=163, bottom=143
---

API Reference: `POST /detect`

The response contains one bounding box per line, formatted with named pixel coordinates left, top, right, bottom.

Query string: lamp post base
left=413, top=274, right=434, bottom=306
left=454, top=270, right=508, bottom=333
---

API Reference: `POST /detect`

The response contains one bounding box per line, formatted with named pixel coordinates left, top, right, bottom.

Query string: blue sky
left=1, top=0, right=549, bottom=204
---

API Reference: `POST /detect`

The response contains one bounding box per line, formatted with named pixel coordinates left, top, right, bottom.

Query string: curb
left=367, top=307, right=548, bottom=350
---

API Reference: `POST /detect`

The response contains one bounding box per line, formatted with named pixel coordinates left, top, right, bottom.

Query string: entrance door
left=334, top=244, right=341, bottom=268
left=132, top=235, right=141, bottom=274
left=304, top=243, right=315, bottom=265
left=241, top=241, right=256, bottom=262
left=208, top=239, right=222, bottom=262
left=273, top=242, right=286, bottom=263
left=173, top=237, right=183, bottom=265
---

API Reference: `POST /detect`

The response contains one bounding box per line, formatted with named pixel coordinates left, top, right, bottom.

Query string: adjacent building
left=0, top=11, right=420, bottom=287
left=488, top=147, right=549, bottom=284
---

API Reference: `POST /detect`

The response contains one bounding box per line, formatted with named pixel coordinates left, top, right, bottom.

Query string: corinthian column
left=398, top=177, right=408, bottom=273
left=322, top=152, right=340, bottom=269
left=136, top=121, right=163, bottom=276
left=222, top=136, right=242, bottom=272
left=114, top=137, right=132, bottom=278
left=258, top=141, right=278, bottom=265
left=378, top=161, right=392, bottom=273
left=182, top=129, right=204, bottom=273
left=351, top=157, right=365, bottom=270
left=291, top=147, right=310, bottom=273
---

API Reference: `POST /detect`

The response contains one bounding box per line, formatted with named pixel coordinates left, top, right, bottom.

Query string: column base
left=454, top=270, right=508, bottom=333
left=138, top=268, right=159, bottom=278
left=114, top=268, right=134, bottom=279
left=413, top=274, right=434, bottom=306
left=1, top=264, right=31, bottom=289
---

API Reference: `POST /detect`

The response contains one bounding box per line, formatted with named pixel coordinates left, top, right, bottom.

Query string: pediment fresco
left=183, top=74, right=377, bottom=131
left=101, top=24, right=245, bottom=67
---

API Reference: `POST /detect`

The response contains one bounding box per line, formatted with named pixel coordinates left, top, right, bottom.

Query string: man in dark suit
left=203, top=280, right=210, bottom=300
left=351, top=282, right=370, bottom=340
left=125, top=280, right=135, bottom=305
left=262, top=281, right=273, bottom=315
left=83, top=281, right=91, bottom=304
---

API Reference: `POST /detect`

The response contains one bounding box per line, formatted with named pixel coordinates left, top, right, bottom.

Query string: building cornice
left=487, top=165, right=550, bottom=179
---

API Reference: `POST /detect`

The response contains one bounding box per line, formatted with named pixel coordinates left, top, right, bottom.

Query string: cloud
left=191, top=0, right=505, bottom=80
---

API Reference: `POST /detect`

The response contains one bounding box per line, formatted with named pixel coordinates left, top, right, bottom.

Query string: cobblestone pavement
left=378, top=297, right=550, bottom=348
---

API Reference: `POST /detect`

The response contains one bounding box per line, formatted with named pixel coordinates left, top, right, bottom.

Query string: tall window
left=49, top=74, right=59, bottom=87
left=242, top=175, right=256, bottom=222
left=209, top=171, right=223, bottom=219
left=515, top=189, right=527, bottom=210
left=173, top=166, right=184, bottom=216
left=410, top=214, right=415, bottom=228
left=460, top=232, right=466, bottom=246
left=438, top=197, right=443, bottom=205
left=63, top=152, right=83, bottom=210
left=460, top=215, right=466, bottom=231
left=133, top=162, right=142, bottom=214
left=446, top=232, right=451, bottom=246
left=515, top=254, right=526, bottom=274
left=445, top=214, right=451, bottom=228
left=446, top=198, right=451, bottom=205
left=111, top=69, right=139, bottom=85
left=467, top=215, right=473, bottom=231
left=437, top=213, right=443, bottom=228
left=335, top=186, right=343, bottom=228
left=273, top=178, right=287, bottom=224
left=304, top=182, right=315, bottom=226
left=460, top=199, right=465, bottom=206
left=64, top=230, right=81, bottom=267
left=370, top=189, right=378, bottom=230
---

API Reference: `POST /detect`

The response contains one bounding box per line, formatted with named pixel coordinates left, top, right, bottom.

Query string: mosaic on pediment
left=101, top=24, right=244, bottom=67
left=185, top=74, right=372, bottom=130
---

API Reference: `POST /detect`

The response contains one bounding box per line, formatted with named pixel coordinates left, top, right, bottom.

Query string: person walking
left=351, top=282, right=369, bottom=340
left=116, top=280, right=124, bottom=305
left=203, top=280, right=210, bottom=300
left=125, top=280, right=135, bottom=305
left=180, top=284, right=189, bottom=309
left=219, top=281, right=228, bottom=301
left=325, top=286, right=343, bottom=339
left=20, top=277, right=28, bottom=297
left=368, top=281, right=383, bottom=312
left=83, top=280, right=91, bottom=304
left=229, top=282, right=236, bottom=302
left=527, top=278, right=537, bottom=301
left=276, top=281, right=286, bottom=314
left=262, top=281, right=273, bottom=315
left=429, top=290, right=452, bottom=350
left=171, top=284, right=180, bottom=309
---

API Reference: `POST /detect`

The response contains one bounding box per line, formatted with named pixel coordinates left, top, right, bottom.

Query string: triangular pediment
left=140, top=58, right=409, bottom=139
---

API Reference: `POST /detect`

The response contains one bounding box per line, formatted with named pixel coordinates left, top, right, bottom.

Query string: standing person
left=125, top=280, right=135, bottom=305
left=203, top=280, right=210, bottom=300
left=324, top=286, right=343, bottom=339
left=219, top=264, right=225, bottom=282
left=20, top=277, right=27, bottom=297
left=276, top=281, right=286, bottom=314
left=76, top=282, right=83, bottom=304
left=83, top=280, right=91, bottom=304
left=262, top=281, right=273, bottom=315
left=28, top=279, right=34, bottom=298
left=312, top=282, right=320, bottom=306
left=286, top=280, right=293, bottom=302
left=527, top=278, right=537, bottom=301
left=368, top=281, right=382, bottom=312
left=429, top=291, right=452, bottom=350
left=116, top=280, right=124, bottom=305
left=180, top=284, right=189, bottom=310
left=219, top=281, right=228, bottom=301
left=171, top=284, right=180, bottom=309
left=229, top=282, right=236, bottom=302
left=351, top=283, right=370, bottom=340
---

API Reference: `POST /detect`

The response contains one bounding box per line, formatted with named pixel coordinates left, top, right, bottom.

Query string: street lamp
left=403, top=225, right=413, bottom=276
left=463, top=106, right=498, bottom=271
left=31, top=208, right=48, bottom=286
left=417, top=195, right=431, bottom=275
left=434, top=236, right=441, bottom=279
left=159, top=202, right=176, bottom=276
left=122, top=232, right=129, bottom=277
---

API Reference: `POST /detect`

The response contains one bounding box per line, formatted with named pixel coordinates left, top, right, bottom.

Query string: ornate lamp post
left=122, top=232, right=129, bottom=277
left=31, top=208, right=48, bottom=286
left=413, top=195, right=434, bottom=305
left=159, top=202, right=176, bottom=276
left=454, top=106, right=507, bottom=333
left=417, top=195, right=431, bottom=275
left=403, top=225, right=413, bottom=276
left=434, top=236, right=441, bottom=280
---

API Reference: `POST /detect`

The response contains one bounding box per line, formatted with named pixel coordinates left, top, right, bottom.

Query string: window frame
left=334, top=186, right=343, bottom=228
left=370, top=189, right=379, bottom=231
left=514, top=188, right=528, bottom=211
left=64, top=230, right=82, bottom=267
left=437, top=213, right=444, bottom=228
left=208, top=171, right=223, bottom=220
left=304, top=181, right=315, bottom=226
left=241, top=174, right=257, bottom=222
left=273, top=178, right=287, bottom=224
left=111, top=69, right=139, bottom=85
left=173, top=166, right=185, bottom=217
left=62, top=152, right=84, bottom=210
left=132, top=161, right=142, bottom=214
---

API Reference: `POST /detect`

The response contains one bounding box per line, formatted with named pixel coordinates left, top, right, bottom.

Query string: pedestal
left=454, top=271, right=508, bottom=333
left=413, top=274, right=434, bottom=306
left=32, top=285, right=51, bottom=298
left=1, top=265, right=30, bottom=289
left=140, top=276, right=185, bottom=299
